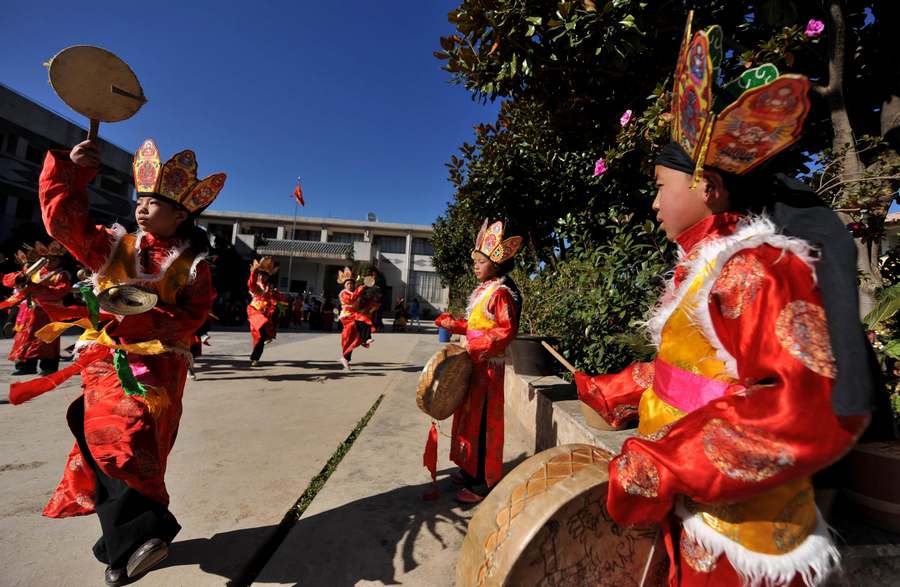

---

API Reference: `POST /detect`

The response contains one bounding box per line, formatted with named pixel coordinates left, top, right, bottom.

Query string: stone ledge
left=503, top=362, right=634, bottom=455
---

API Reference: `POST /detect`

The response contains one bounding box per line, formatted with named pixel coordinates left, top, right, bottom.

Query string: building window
left=249, top=225, right=277, bottom=239
left=412, top=237, right=434, bottom=256
left=5, top=133, right=17, bottom=154
left=330, top=231, right=363, bottom=243
left=293, top=229, right=320, bottom=241
left=374, top=235, right=406, bottom=254
left=25, top=144, right=44, bottom=165
left=412, top=271, right=446, bottom=305
left=99, top=175, right=129, bottom=197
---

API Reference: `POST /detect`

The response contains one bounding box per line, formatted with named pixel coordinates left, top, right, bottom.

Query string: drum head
left=98, top=285, right=158, bottom=316
left=417, top=344, right=472, bottom=420
left=47, top=46, right=146, bottom=122
left=456, top=444, right=667, bottom=587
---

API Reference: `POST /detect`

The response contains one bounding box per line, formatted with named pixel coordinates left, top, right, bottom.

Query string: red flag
left=293, top=182, right=305, bottom=206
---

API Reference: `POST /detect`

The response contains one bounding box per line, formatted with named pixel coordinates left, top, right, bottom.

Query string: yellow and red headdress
left=337, top=267, right=355, bottom=284
left=251, top=256, right=278, bottom=276
left=669, top=12, right=810, bottom=185
left=15, top=241, right=66, bottom=265
left=132, top=139, right=226, bottom=214
left=471, top=219, right=523, bottom=265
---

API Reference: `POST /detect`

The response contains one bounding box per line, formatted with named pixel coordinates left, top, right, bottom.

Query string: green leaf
left=883, top=340, right=900, bottom=360
left=619, top=14, right=636, bottom=29
left=865, top=283, right=900, bottom=329
left=526, top=16, right=543, bottom=25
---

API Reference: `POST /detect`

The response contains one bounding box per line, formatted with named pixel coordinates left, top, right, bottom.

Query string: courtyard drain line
left=230, top=393, right=385, bottom=586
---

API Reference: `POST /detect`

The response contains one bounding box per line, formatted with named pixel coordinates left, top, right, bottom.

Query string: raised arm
left=38, top=147, right=114, bottom=270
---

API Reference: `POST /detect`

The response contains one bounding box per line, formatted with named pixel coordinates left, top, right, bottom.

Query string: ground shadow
left=189, top=356, right=422, bottom=383
left=156, top=458, right=528, bottom=586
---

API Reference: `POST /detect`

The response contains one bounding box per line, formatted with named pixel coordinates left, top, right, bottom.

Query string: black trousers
left=250, top=339, right=266, bottom=361
left=15, top=357, right=59, bottom=373
left=460, top=393, right=489, bottom=495
left=67, top=397, right=181, bottom=568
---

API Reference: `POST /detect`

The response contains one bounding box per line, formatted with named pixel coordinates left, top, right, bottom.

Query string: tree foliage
left=433, top=0, right=898, bottom=374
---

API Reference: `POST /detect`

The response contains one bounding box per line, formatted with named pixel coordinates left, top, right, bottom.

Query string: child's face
left=652, top=166, right=714, bottom=241
left=472, top=252, right=498, bottom=282
left=257, top=272, right=270, bottom=287
left=344, top=280, right=354, bottom=291
left=135, top=196, right=188, bottom=238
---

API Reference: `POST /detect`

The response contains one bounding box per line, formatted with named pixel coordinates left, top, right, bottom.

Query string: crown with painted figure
left=132, top=139, right=226, bottom=213
left=337, top=267, right=355, bottom=284
left=670, top=12, right=811, bottom=184
left=15, top=241, right=66, bottom=265
left=251, top=256, right=278, bottom=276
left=471, top=219, right=523, bottom=265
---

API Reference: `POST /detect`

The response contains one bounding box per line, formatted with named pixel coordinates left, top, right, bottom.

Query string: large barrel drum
left=456, top=444, right=667, bottom=587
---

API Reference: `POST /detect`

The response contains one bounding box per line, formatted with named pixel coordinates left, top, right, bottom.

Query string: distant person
left=247, top=257, right=282, bottom=366
left=410, top=297, right=421, bottom=331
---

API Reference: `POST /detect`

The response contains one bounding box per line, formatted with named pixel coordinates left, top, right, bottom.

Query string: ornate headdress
left=668, top=12, right=810, bottom=185
left=132, top=139, right=227, bottom=214
left=471, top=219, right=523, bottom=265
left=251, top=256, right=278, bottom=276
left=337, top=267, right=355, bottom=284
left=15, top=241, right=66, bottom=265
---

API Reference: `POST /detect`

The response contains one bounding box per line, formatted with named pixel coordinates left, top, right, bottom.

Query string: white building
left=198, top=210, right=448, bottom=314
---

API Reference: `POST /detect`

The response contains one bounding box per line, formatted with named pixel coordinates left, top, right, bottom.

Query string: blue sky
left=3, top=1, right=498, bottom=226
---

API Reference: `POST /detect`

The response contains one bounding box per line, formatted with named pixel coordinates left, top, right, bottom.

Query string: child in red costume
left=247, top=256, right=283, bottom=366
left=435, top=219, right=523, bottom=503
left=2, top=242, right=71, bottom=375
left=14, top=138, right=223, bottom=586
left=573, top=15, right=872, bottom=586
left=337, top=266, right=374, bottom=371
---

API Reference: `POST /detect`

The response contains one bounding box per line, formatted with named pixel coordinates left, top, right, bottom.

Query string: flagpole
left=288, top=176, right=299, bottom=293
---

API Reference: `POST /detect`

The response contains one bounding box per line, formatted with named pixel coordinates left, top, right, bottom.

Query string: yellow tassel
left=133, top=385, right=171, bottom=419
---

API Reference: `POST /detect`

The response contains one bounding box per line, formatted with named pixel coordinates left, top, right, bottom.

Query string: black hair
left=175, top=215, right=211, bottom=255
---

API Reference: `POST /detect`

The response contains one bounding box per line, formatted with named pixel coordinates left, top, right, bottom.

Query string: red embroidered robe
left=247, top=270, right=282, bottom=348
left=436, top=277, right=518, bottom=487
left=34, top=150, right=215, bottom=518
left=3, top=267, right=71, bottom=361
left=575, top=213, right=868, bottom=586
left=339, top=285, right=372, bottom=356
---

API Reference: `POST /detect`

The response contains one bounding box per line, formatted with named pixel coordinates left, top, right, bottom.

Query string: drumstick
left=638, top=529, right=662, bottom=587
left=88, top=119, right=99, bottom=142
left=541, top=341, right=576, bottom=374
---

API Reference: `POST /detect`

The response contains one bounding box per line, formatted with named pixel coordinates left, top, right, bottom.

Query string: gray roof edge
left=202, top=209, right=435, bottom=232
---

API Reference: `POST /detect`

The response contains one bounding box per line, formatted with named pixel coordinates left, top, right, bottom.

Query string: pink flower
left=805, top=19, right=824, bottom=38
left=593, top=158, right=608, bottom=177
left=619, top=109, right=633, bottom=127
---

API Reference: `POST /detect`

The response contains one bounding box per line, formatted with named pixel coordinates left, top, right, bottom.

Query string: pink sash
left=652, top=357, right=730, bottom=413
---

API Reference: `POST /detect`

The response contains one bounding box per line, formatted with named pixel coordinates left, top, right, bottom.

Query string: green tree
left=433, top=0, right=899, bottom=372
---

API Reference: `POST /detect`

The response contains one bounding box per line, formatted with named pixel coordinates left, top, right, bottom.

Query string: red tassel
left=423, top=422, right=438, bottom=481
left=422, top=421, right=440, bottom=501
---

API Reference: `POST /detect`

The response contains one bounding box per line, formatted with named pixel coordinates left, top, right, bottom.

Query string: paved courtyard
left=0, top=327, right=531, bottom=587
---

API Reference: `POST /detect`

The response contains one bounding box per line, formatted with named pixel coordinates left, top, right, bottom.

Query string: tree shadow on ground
left=189, top=356, right=422, bottom=383
left=156, top=459, right=528, bottom=586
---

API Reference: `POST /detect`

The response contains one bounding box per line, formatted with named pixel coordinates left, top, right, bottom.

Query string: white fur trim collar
left=465, top=276, right=510, bottom=321
left=644, top=215, right=818, bottom=378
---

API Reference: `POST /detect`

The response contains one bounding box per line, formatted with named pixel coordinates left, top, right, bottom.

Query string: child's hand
left=70, top=140, right=100, bottom=168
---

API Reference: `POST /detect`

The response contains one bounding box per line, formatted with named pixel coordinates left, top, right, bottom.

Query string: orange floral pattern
left=775, top=301, right=836, bottom=378
left=702, top=418, right=796, bottom=482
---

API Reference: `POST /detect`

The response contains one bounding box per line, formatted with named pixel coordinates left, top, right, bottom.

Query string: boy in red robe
left=338, top=267, right=374, bottom=371
left=573, top=16, right=872, bottom=586
left=2, top=241, right=71, bottom=375
left=13, top=137, right=222, bottom=586
left=435, top=219, right=523, bottom=503
left=247, top=256, right=282, bottom=366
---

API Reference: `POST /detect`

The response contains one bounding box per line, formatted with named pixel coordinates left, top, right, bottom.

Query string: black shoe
left=105, top=566, right=128, bottom=587
left=125, top=538, right=168, bottom=579
left=10, top=369, right=37, bottom=376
